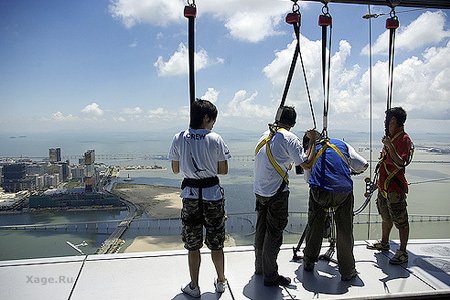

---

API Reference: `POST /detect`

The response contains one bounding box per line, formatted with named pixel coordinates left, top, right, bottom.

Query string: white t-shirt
left=253, top=129, right=307, bottom=197
left=168, top=128, right=231, bottom=200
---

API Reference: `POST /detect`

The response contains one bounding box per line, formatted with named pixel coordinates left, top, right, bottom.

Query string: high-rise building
left=49, top=148, right=61, bottom=163
left=2, top=163, right=34, bottom=192
left=84, top=150, right=95, bottom=192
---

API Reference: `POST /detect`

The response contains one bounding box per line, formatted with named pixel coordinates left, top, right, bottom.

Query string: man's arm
left=218, top=160, right=228, bottom=175
left=382, top=136, right=406, bottom=168
left=300, top=129, right=317, bottom=169
left=171, top=160, right=180, bottom=174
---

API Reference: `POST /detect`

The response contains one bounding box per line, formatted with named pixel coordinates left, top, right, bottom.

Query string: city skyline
left=1, top=0, right=449, bottom=135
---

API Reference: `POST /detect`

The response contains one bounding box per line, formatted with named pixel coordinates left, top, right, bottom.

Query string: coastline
left=112, top=183, right=182, bottom=252
left=111, top=183, right=236, bottom=252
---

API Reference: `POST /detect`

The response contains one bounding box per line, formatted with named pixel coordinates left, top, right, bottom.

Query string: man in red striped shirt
left=367, top=107, right=413, bottom=265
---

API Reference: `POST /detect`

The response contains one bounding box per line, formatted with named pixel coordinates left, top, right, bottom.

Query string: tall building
left=49, top=148, right=61, bottom=163
left=84, top=150, right=95, bottom=193
left=2, top=163, right=34, bottom=192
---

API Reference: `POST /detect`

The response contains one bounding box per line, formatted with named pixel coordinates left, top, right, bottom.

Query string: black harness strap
left=181, top=176, right=220, bottom=226
left=277, top=2, right=316, bottom=130
left=319, top=4, right=332, bottom=138
left=184, top=1, right=197, bottom=121
left=386, top=8, right=399, bottom=111
left=181, top=176, right=220, bottom=190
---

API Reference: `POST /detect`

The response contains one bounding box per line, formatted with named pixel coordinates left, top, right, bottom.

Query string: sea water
left=1, top=131, right=449, bottom=260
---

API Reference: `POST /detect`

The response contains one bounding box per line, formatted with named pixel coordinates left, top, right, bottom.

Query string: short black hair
left=190, top=99, right=218, bottom=129
left=386, top=107, right=407, bottom=126
left=279, top=106, right=296, bottom=127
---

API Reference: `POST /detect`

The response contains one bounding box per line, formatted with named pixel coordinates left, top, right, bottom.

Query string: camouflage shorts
left=376, top=191, right=408, bottom=229
left=181, top=198, right=225, bottom=251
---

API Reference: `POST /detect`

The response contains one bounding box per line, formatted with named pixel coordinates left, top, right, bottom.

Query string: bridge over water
left=1, top=212, right=449, bottom=234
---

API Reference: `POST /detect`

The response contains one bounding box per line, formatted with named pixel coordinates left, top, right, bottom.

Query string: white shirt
left=168, top=128, right=231, bottom=200
left=253, top=129, right=307, bottom=197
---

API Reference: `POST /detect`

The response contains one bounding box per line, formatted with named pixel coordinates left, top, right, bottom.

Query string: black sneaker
left=303, top=260, right=314, bottom=272
left=341, top=270, right=358, bottom=281
left=264, top=275, right=291, bottom=287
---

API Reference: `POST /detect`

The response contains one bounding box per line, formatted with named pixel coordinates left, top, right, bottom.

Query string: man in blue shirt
left=303, top=133, right=368, bottom=281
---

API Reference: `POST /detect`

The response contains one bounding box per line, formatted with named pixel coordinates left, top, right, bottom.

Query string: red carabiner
left=318, top=14, right=332, bottom=27
left=184, top=5, right=196, bottom=18
left=286, top=12, right=300, bottom=25
left=386, top=17, right=399, bottom=29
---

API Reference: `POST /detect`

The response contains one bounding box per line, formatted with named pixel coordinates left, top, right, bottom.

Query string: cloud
left=51, top=112, right=79, bottom=121
left=114, top=116, right=127, bottom=122
left=224, top=11, right=283, bottom=43
left=109, top=0, right=299, bottom=43
left=261, top=29, right=450, bottom=131
left=129, top=39, right=138, bottom=48
left=109, top=0, right=184, bottom=28
left=200, top=88, right=219, bottom=103
left=224, top=90, right=272, bottom=118
left=123, top=107, right=144, bottom=115
left=154, top=43, right=223, bottom=76
left=362, top=11, right=450, bottom=55
left=81, top=103, right=104, bottom=116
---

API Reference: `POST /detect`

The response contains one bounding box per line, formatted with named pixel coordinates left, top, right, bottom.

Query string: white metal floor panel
left=1, top=239, right=449, bottom=300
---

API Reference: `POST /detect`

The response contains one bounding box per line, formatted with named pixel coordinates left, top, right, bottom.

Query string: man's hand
left=306, top=129, right=317, bottom=140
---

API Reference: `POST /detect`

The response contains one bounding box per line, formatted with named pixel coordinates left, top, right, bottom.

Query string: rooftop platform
left=1, top=239, right=450, bottom=299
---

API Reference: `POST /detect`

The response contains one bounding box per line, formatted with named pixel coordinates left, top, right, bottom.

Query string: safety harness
left=378, top=130, right=414, bottom=197
left=312, top=139, right=347, bottom=169
left=255, top=128, right=290, bottom=188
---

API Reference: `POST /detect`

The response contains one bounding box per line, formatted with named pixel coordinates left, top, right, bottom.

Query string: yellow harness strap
left=255, top=129, right=289, bottom=184
left=311, top=139, right=349, bottom=170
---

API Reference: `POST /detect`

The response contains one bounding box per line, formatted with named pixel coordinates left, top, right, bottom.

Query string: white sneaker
left=181, top=282, right=201, bottom=298
left=214, top=278, right=227, bottom=293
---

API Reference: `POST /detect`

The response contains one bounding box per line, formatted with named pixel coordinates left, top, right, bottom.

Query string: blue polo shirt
left=308, top=139, right=353, bottom=193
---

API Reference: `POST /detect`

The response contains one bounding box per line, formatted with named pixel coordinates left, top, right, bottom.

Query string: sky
left=0, top=0, right=449, bottom=136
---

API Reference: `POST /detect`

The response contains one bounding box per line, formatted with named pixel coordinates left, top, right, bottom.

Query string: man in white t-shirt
left=168, top=99, right=231, bottom=298
left=253, top=106, right=316, bottom=287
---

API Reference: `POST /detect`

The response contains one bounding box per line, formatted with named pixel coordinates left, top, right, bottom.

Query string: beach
left=112, top=183, right=182, bottom=218
left=112, top=183, right=236, bottom=252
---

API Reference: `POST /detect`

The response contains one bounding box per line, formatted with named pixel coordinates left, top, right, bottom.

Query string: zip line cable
left=362, top=7, right=427, bottom=19
left=367, top=4, right=373, bottom=240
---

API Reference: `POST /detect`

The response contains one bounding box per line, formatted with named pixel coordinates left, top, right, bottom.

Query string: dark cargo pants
left=254, top=191, right=289, bottom=283
left=303, top=186, right=356, bottom=277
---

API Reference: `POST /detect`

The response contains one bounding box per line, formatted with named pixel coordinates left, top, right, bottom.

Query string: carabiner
left=292, top=2, right=299, bottom=14
left=389, top=7, right=397, bottom=18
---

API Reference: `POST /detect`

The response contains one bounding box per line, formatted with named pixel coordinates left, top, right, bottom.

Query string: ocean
left=1, top=130, right=450, bottom=260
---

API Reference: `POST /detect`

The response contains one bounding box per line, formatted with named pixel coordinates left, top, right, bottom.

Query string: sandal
left=366, top=241, right=390, bottom=251
left=389, top=250, right=408, bottom=265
